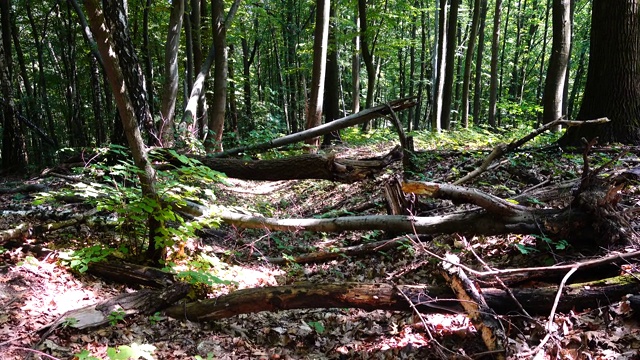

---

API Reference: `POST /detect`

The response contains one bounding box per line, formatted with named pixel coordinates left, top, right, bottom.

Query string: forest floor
left=1, top=131, right=640, bottom=359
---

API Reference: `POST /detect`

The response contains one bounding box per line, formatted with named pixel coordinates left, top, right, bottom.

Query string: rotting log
left=38, top=282, right=189, bottom=336
left=168, top=145, right=403, bottom=182
left=164, top=275, right=640, bottom=321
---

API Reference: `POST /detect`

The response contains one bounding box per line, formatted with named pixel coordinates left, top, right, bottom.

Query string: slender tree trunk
left=487, top=0, right=503, bottom=128
left=142, top=0, right=154, bottom=116
left=322, top=5, right=341, bottom=146
left=227, top=45, right=239, bottom=137
left=472, top=0, right=487, bottom=125
left=352, top=7, right=361, bottom=114
left=159, top=0, right=184, bottom=147
left=542, top=0, right=571, bottom=131
left=497, top=0, right=512, bottom=126
left=359, top=0, right=377, bottom=131
left=508, top=0, right=524, bottom=100
left=305, top=0, right=330, bottom=150
left=184, top=11, right=193, bottom=95
left=431, top=0, right=448, bottom=132
left=241, top=24, right=259, bottom=126
left=205, top=0, right=241, bottom=153
left=412, top=0, right=427, bottom=131
left=440, top=0, right=459, bottom=130
left=461, top=0, right=482, bottom=128
left=567, top=47, right=586, bottom=119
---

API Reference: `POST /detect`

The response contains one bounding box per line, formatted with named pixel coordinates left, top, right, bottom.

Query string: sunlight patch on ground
left=223, top=179, right=293, bottom=195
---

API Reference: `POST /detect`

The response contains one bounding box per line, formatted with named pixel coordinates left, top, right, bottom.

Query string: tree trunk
left=305, top=0, right=330, bottom=150
left=322, top=4, right=342, bottom=147
left=102, top=0, right=158, bottom=145
left=559, top=0, right=640, bottom=146
left=542, top=0, right=571, bottom=131
left=472, top=0, right=487, bottom=125
left=431, top=0, right=448, bottom=132
left=214, top=98, right=415, bottom=158
left=205, top=0, right=228, bottom=153
left=487, top=0, right=503, bottom=128
left=352, top=7, right=361, bottom=114
left=142, top=0, right=154, bottom=117
left=159, top=0, right=184, bottom=147
left=358, top=0, right=377, bottom=131
left=461, top=0, right=482, bottom=128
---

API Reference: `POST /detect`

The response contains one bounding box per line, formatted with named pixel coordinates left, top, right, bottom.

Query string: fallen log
left=164, top=275, right=640, bottom=321
left=169, top=145, right=403, bottom=182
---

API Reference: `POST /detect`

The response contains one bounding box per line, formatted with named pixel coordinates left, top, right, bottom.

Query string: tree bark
left=165, top=276, right=640, bottom=321
left=358, top=0, right=378, bottom=131
left=487, top=0, right=503, bottom=128
left=168, top=146, right=402, bottom=182
left=461, top=0, right=482, bottom=128
left=542, top=0, right=571, bottom=130
left=102, top=0, right=158, bottom=145
left=351, top=6, right=361, bottom=114
left=305, top=0, right=330, bottom=150
left=440, top=0, right=459, bottom=131
left=205, top=0, right=241, bottom=153
left=559, top=0, right=640, bottom=146
left=431, top=0, right=448, bottom=133
left=159, top=0, right=185, bottom=147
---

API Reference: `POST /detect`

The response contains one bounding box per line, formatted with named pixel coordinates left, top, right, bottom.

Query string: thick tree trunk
left=0, top=0, right=26, bottom=172
left=206, top=0, right=228, bottom=153
left=559, top=0, right=640, bottom=146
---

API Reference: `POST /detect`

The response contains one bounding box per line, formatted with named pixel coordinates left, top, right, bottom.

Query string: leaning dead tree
left=213, top=98, right=416, bottom=157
